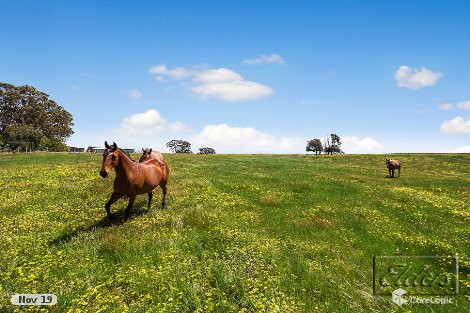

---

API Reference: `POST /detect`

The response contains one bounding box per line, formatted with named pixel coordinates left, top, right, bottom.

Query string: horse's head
left=139, top=148, right=152, bottom=162
left=385, top=158, right=391, bottom=167
left=100, top=141, right=119, bottom=178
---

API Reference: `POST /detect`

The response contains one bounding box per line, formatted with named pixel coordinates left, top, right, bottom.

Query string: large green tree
left=0, top=82, right=74, bottom=151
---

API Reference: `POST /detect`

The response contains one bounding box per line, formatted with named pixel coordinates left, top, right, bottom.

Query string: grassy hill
left=0, top=153, right=469, bottom=312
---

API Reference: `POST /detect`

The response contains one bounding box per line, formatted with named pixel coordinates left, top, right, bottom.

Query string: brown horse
left=386, top=158, right=401, bottom=177
left=139, top=148, right=164, bottom=163
left=99, top=141, right=167, bottom=220
left=139, top=148, right=169, bottom=201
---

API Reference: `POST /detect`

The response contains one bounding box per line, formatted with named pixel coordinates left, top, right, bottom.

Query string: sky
left=1, top=0, right=469, bottom=153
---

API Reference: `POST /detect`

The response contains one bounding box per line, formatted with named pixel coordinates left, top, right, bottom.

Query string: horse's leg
left=124, top=195, right=136, bottom=221
left=392, top=169, right=395, bottom=178
left=147, top=192, right=153, bottom=209
left=105, top=192, right=123, bottom=218
left=159, top=180, right=167, bottom=210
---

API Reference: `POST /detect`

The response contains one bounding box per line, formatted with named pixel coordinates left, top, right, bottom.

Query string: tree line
left=166, top=140, right=216, bottom=154
left=167, top=135, right=344, bottom=156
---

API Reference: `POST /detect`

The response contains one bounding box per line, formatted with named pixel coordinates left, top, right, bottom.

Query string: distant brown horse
left=386, top=158, right=401, bottom=177
left=139, top=148, right=164, bottom=163
left=139, top=148, right=169, bottom=203
left=99, top=141, right=168, bottom=220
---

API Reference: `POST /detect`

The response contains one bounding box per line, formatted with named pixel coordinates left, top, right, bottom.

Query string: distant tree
left=306, top=139, right=323, bottom=155
left=0, top=82, right=74, bottom=151
left=330, top=133, right=343, bottom=154
left=166, top=139, right=192, bottom=154
left=198, top=147, right=216, bottom=154
left=323, top=134, right=343, bottom=155
left=331, top=134, right=341, bottom=147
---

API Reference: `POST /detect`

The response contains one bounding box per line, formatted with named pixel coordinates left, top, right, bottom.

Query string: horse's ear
left=105, top=141, right=110, bottom=149
left=113, top=142, right=117, bottom=149
left=149, top=148, right=152, bottom=153
left=142, top=148, right=145, bottom=152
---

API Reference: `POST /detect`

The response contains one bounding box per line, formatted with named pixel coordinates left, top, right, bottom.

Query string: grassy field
left=0, top=152, right=469, bottom=312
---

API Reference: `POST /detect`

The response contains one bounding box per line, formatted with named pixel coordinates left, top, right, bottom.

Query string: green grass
left=0, top=152, right=469, bottom=312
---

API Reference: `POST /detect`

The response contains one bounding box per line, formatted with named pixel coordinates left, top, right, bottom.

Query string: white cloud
left=341, top=136, right=384, bottom=153
left=149, top=65, right=195, bottom=80
left=149, top=65, right=273, bottom=102
left=438, top=103, right=453, bottom=110
left=127, top=89, right=142, bottom=99
left=242, top=54, right=285, bottom=65
left=192, top=124, right=303, bottom=153
left=191, top=79, right=273, bottom=102
left=450, top=146, right=470, bottom=153
left=113, top=109, right=187, bottom=138
left=457, top=101, right=470, bottom=110
left=440, top=116, right=470, bottom=134
left=194, top=68, right=242, bottom=83
left=395, top=65, right=442, bottom=90
left=192, top=68, right=273, bottom=101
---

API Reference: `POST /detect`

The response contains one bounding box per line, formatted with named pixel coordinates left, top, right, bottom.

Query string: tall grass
left=0, top=153, right=469, bottom=312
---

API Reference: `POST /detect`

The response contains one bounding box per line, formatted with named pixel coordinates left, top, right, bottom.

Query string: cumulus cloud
left=194, top=68, right=242, bottom=83
left=440, top=116, right=470, bottom=134
left=242, top=54, right=285, bottom=65
left=192, top=124, right=303, bottom=153
left=191, top=79, right=273, bottom=102
left=341, top=136, right=384, bottom=153
left=149, top=64, right=273, bottom=102
left=395, top=65, right=442, bottom=90
left=113, top=109, right=186, bottom=138
left=127, top=89, right=142, bottom=99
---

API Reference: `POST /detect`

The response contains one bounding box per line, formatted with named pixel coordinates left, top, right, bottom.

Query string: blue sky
left=1, top=0, right=469, bottom=153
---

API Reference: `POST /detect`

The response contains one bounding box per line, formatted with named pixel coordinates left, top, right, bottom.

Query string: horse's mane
left=117, top=148, right=135, bottom=162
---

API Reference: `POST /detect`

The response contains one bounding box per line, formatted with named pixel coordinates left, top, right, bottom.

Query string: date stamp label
left=11, top=294, right=57, bottom=306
